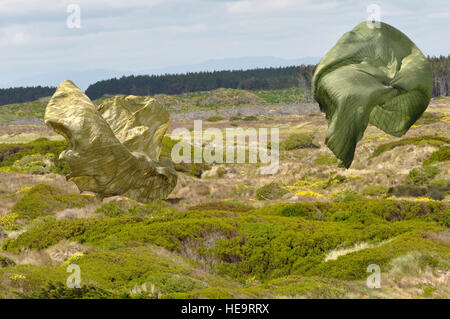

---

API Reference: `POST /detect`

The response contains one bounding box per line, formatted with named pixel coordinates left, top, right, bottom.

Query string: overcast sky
left=1, top=0, right=449, bottom=87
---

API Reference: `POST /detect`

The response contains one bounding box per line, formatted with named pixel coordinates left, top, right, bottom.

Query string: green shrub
left=417, top=112, right=444, bottom=125
left=362, top=185, right=389, bottom=197
left=160, top=137, right=212, bottom=177
left=281, top=133, right=319, bottom=151
left=163, top=287, right=234, bottom=299
left=389, top=252, right=437, bottom=276
left=443, top=209, right=450, bottom=227
left=252, top=88, right=305, bottom=104
left=145, top=274, right=207, bottom=295
left=28, top=215, right=56, bottom=229
left=425, top=186, right=448, bottom=201
left=246, top=275, right=347, bottom=298
left=24, top=282, right=115, bottom=299
left=0, top=255, right=15, bottom=268
left=229, top=116, right=242, bottom=121
left=256, top=199, right=448, bottom=223
left=95, top=199, right=172, bottom=218
left=303, top=234, right=443, bottom=280
left=11, top=184, right=95, bottom=220
left=160, top=136, right=182, bottom=158
left=423, top=146, right=450, bottom=165
left=370, top=135, right=450, bottom=158
left=174, top=162, right=211, bottom=178
left=430, top=179, right=450, bottom=188
left=2, top=213, right=238, bottom=252
left=389, top=184, right=447, bottom=201
left=389, top=184, right=427, bottom=198
left=0, top=213, right=19, bottom=230
left=206, top=116, right=225, bottom=122
left=0, top=100, right=47, bottom=124
left=256, top=182, right=288, bottom=200
left=407, top=166, right=440, bottom=185
left=242, top=115, right=258, bottom=121
left=314, top=154, right=337, bottom=165
left=278, top=203, right=326, bottom=220
left=188, top=201, right=253, bottom=212
left=422, top=286, right=437, bottom=298
left=330, top=190, right=365, bottom=202
left=1, top=198, right=448, bottom=291
left=95, top=202, right=126, bottom=217
left=0, top=138, right=69, bottom=174
left=8, top=154, right=54, bottom=174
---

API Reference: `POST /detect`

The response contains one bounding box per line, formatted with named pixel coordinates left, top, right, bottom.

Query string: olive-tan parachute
left=44, top=80, right=177, bottom=203
left=312, top=22, right=433, bottom=168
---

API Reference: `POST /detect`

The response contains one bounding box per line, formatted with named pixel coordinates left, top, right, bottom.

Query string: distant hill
left=85, top=65, right=316, bottom=100
left=0, top=69, right=126, bottom=93
left=1, top=55, right=449, bottom=106
left=0, top=56, right=320, bottom=91
left=138, top=56, right=320, bottom=76
left=0, top=86, right=55, bottom=107
left=0, top=87, right=307, bottom=124
left=85, top=56, right=450, bottom=101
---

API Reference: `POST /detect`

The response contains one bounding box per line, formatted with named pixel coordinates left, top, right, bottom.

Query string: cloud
left=225, top=0, right=339, bottom=15
left=0, top=0, right=448, bottom=88
left=226, top=0, right=291, bottom=14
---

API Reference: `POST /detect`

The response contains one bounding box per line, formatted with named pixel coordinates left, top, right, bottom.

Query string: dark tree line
left=85, top=66, right=310, bottom=100
left=429, top=55, right=450, bottom=97
left=84, top=57, right=450, bottom=100
left=0, top=86, right=56, bottom=106
left=1, top=56, right=449, bottom=106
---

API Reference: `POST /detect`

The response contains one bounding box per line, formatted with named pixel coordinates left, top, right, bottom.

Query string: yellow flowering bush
left=286, top=177, right=327, bottom=190
left=416, top=196, right=432, bottom=201
left=0, top=213, right=19, bottom=230
left=10, top=274, right=26, bottom=281
left=296, top=190, right=324, bottom=197
left=64, top=253, right=84, bottom=265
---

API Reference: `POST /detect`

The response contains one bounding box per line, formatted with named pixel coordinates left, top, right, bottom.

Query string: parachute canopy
left=45, top=80, right=177, bottom=202
left=312, top=22, right=432, bottom=168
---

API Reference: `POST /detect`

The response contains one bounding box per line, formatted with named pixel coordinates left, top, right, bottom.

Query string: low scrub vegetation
left=256, top=182, right=288, bottom=200
left=0, top=138, right=69, bottom=175
left=188, top=201, right=253, bottom=212
left=314, top=154, right=338, bottom=165
left=0, top=192, right=448, bottom=298
left=407, top=166, right=440, bottom=185
left=423, top=146, right=450, bottom=165
left=11, top=184, right=96, bottom=220
left=370, top=135, right=450, bottom=158
left=281, top=133, right=319, bottom=151
left=206, top=116, right=225, bottom=122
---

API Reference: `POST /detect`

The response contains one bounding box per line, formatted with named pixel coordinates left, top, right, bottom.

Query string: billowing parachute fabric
left=45, top=80, right=177, bottom=203
left=312, top=22, right=432, bottom=168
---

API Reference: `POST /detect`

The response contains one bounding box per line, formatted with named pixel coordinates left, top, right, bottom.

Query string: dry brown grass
left=44, top=240, right=92, bottom=264
left=55, top=205, right=99, bottom=220
left=0, top=173, right=78, bottom=194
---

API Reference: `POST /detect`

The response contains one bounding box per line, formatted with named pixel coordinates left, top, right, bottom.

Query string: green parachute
left=45, top=80, right=177, bottom=203
left=312, top=22, right=433, bottom=168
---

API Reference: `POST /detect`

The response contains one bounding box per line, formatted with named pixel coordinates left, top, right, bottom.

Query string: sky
left=0, top=0, right=449, bottom=88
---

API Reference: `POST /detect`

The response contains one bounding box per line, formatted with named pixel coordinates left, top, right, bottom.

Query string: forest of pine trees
left=429, top=55, right=450, bottom=97
left=84, top=56, right=450, bottom=100
left=84, top=66, right=315, bottom=100
left=0, top=86, right=55, bottom=106
left=0, top=56, right=449, bottom=106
